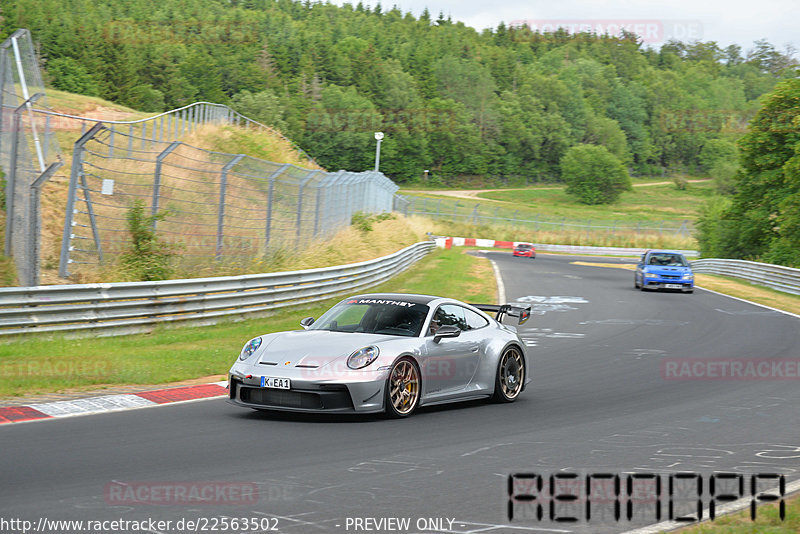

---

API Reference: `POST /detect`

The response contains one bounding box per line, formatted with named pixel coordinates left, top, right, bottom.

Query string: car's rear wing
left=470, top=303, right=531, bottom=325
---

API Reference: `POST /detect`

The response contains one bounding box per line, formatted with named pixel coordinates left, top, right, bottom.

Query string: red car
left=513, top=243, right=536, bottom=258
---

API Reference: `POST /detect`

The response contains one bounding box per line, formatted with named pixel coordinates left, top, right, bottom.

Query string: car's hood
left=645, top=265, right=691, bottom=275
left=254, top=330, right=398, bottom=368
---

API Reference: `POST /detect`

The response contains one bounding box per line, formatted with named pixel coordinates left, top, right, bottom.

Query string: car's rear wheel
left=493, top=346, right=525, bottom=402
left=384, top=357, right=420, bottom=418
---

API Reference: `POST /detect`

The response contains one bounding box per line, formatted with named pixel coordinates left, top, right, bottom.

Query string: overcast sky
left=335, top=0, right=797, bottom=52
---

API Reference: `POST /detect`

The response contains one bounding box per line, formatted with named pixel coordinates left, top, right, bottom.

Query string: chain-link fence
left=393, top=195, right=693, bottom=238
left=59, top=124, right=397, bottom=277
left=0, top=29, right=64, bottom=286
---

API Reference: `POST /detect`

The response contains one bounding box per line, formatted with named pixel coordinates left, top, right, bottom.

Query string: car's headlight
left=682, top=273, right=694, bottom=280
left=239, top=337, right=262, bottom=361
left=644, top=273, right=658, bottom=278
left=347, top=346, right=380, bottom=369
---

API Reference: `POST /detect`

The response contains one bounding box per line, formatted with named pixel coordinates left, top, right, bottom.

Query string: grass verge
left=430, top=220, right=697, bottom=250
left=0, top=248, right=495, bottom=398
left=694, top=274, right=800, bottom=316
left=676, top=491, right=799, bottom=533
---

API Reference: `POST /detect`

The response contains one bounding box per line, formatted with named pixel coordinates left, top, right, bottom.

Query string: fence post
left=10, top=33, right=45, bottom=172
left=59, top=122, right=106, bottom=276
left=472, top=204, right=479, bottom=224
left=313, top=181, right=323, bottom=236
left=5, top=93, right=43, bottom=256
left=109, top=124, right=115, bottom=157
left=26, top=161, right=63, bottom=286
left=264, top=163, right=290, bottom=252
left=80, top=167, right=103, bottom=264
left=216, top=154, right=245, bottom=260
left=128, top=124, right=134, bottom=157
left=296, top=170, right=321, bottom=241
left=436, top=199, right=442, bottom=219
left=152, top=141, right=181, bottom=228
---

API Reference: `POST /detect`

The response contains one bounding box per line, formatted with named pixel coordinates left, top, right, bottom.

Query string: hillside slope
left=3, top=89, right=323, bottom=286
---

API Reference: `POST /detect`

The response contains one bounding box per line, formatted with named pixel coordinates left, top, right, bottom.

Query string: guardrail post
left=152, top=141, right=181, bottom=228
left=59, top=122, right=105, bottom=278
left=216, top=154, right=245, bottom=260
left=264, top=163, right=290, bottom=252
left=296, top=170, right=320, bottom=241
left=26, top=161, right=63, bottom=286
left=5, top=93, right=43, bottom=256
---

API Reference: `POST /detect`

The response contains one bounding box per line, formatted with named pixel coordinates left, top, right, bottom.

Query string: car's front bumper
left=642, top=277, right=694, bottom=291
left=227, top=372, right=388, bottom=414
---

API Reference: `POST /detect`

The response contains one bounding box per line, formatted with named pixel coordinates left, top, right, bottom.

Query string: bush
left=126, top=84, right=165, bottom=112
left=560, top=144, right=631, bottom=204
left=119, top=200, right=175, bottom=281
left=710, top=160, right=739, bottom=195
left=673, top=175, right=688, bottom=190
left=351, top=211, right=395, bottom=232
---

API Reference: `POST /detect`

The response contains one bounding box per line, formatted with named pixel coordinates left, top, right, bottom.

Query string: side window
left=429, top=304, right=468, bottom=334
left=464, top=308, right=489, bottom=330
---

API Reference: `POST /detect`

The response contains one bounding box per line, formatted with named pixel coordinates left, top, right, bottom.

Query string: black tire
left=492, top=346, right=525, bottom=403
left=634, top=276, right=640, bottom=289
left=384, top=357, right=421, bottom=418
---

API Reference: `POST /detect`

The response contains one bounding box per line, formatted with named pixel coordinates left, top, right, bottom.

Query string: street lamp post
left=374, top=131, right=383, bottom=172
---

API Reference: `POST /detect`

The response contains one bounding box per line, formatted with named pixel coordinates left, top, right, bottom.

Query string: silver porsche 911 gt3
left=228, top=293, right=531, bottom=418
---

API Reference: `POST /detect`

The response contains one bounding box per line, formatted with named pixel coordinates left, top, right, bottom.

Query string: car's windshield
left=309, top=298, right=429, bottom=337
left=516, top=244, right=532, bottom=249
left=647, top=253, right=688, bottom=267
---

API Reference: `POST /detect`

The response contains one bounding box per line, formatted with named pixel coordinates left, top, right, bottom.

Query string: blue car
left=634, top=250, right=694, bottom=293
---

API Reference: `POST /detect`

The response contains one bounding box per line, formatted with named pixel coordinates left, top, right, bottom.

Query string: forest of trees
left=1, top=0, right=797, bottom=184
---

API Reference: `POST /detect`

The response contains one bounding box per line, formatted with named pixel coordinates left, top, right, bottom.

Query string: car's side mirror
left=300, top=317, right=315, bottom=329
left=433, top=324, right=461, bottom=343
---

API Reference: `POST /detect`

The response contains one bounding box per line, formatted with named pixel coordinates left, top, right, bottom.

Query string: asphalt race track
left=2, top=253, right=799, bottom=534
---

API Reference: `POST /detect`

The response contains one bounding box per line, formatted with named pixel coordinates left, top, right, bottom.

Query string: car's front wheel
left=493, top=346, right=525, bottom=402
left=384, top=357, right=420, bottom=418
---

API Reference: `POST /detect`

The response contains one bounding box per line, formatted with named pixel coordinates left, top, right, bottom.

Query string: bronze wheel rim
left=389, top=360, right=419, bottom=415
left=499, top=348, right=524, bottom=399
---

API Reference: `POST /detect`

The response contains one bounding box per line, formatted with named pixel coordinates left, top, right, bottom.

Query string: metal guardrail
left=435, top=237, right=699, bottom=257
left=0, top=241, right=435, bottom=337
left=691, top=258, right=800, bottom=296
left=531, top=244, right=699, bottom=257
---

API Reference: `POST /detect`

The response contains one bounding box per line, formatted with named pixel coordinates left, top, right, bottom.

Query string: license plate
left=260, top=376, right=290, bottom=389
left=665, top=284, right=683, bottom=289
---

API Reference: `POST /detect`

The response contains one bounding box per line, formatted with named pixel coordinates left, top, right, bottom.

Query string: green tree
left=560, top=144, right=631, bottom=204
left=46, top=57, right=100, bottom=95
left=230, top=90, right=288, bottom=132
left=697, top=79, right=800, bottom=265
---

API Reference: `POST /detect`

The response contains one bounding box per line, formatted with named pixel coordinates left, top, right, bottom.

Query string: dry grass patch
left=695, top=274, right=800, bottom=316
